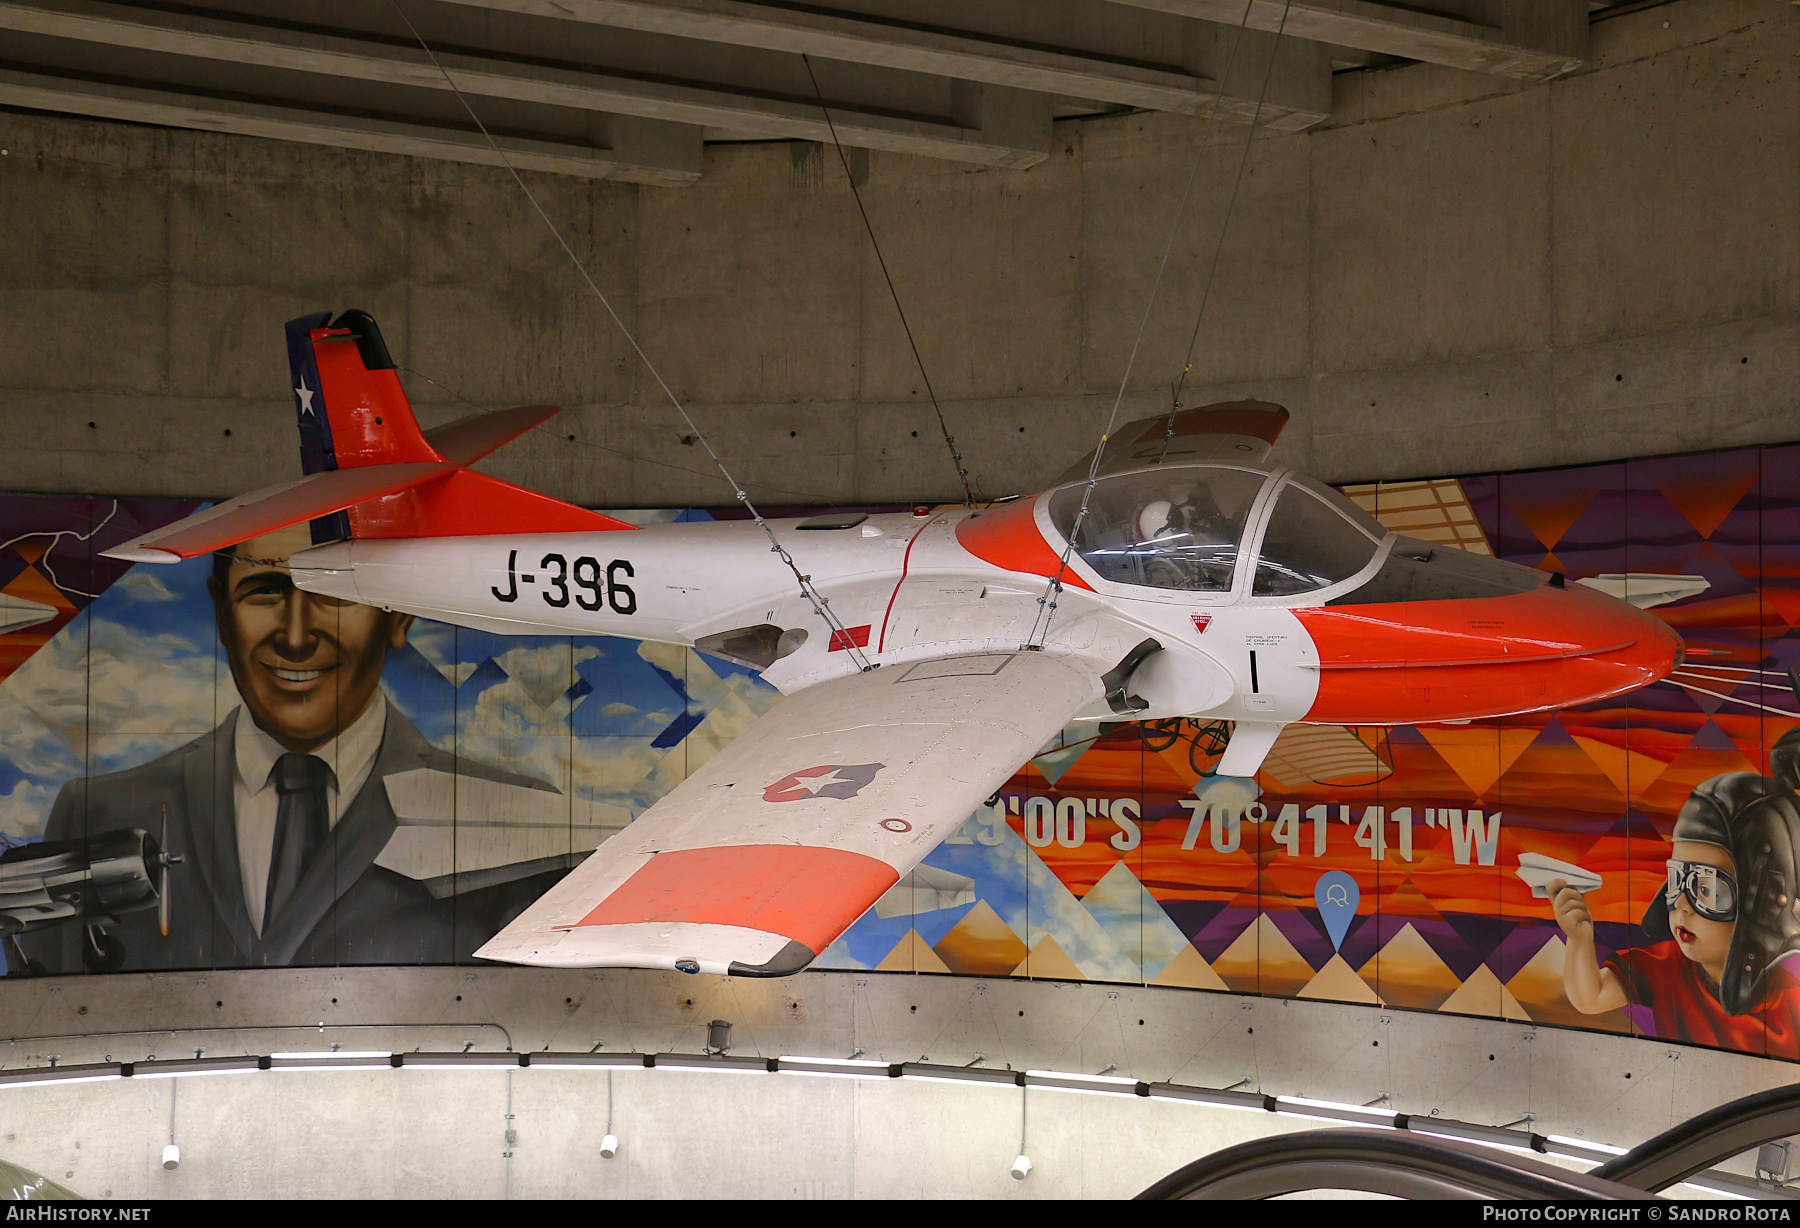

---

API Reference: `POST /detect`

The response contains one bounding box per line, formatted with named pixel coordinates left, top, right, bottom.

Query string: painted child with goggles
left=1552, top=760, right=1800, bottom=1058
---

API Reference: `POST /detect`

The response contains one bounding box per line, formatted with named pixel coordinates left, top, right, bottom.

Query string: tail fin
left=102, top=312, right=635, bottom=563
left=287, top=309, right=438, bottom=474
left=287, top=309, right=439, bottom=544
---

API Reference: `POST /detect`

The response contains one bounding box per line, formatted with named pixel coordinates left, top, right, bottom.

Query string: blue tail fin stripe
left=285, top=313, right=335, bottom=477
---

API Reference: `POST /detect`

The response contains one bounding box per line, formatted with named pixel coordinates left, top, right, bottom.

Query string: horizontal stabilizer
left=423, top=404, right=561, bottom=467
left=347, top=466, right=637, bottom=538
left=102, top=462, right=455, bottom=562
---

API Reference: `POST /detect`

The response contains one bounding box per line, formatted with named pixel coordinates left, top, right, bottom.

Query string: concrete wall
left=1, top=0, right=1794, bottom=508
left=0, top=964, right=1787, bottom=1200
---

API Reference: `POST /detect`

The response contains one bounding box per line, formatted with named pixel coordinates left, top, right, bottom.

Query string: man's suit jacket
left=25, top=703, right=571, bottom=971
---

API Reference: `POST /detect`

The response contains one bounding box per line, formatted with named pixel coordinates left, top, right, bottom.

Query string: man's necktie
left=266, top=753, right=331, bottom=927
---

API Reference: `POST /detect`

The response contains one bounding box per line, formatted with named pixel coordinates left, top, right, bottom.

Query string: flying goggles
left=1665, top=860, right=1738, bottom=922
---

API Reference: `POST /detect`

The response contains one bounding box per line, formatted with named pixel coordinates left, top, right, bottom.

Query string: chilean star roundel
left=763, top=763, right=885, bottom=803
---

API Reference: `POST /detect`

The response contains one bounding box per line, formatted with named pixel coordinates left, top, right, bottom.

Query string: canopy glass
left=1046, top=467, right=1384, bottom=597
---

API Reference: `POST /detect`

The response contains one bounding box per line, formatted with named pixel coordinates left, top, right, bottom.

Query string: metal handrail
left=1136, top=1129, right=1660, bottom=1200
left=1594, top=1082, right=1800, bottom=1194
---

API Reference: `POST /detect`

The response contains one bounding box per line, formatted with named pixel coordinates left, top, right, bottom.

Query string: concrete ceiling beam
left=0, top=0, right=1052, bottom=169
left=432, top=0, right=1331, bottom=128
left=1110, top=0, right=1586, bottom=81
left=0, top=65, right=704, bottom=185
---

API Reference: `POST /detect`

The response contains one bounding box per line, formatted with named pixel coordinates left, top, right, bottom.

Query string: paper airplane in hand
left=1516, top=851, right=1602, bottom=898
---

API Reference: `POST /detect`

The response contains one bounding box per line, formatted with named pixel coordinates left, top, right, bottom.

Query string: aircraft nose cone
left=1297, top=569, right=1687, bottom=725
left=1556, top=577, right=1683, bottom=697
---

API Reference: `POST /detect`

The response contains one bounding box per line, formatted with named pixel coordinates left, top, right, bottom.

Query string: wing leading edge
left=474, top=650, right=1102, bottom=976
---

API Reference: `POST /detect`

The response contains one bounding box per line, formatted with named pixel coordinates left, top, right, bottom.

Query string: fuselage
left=291, top=459, right=1681, bottom=733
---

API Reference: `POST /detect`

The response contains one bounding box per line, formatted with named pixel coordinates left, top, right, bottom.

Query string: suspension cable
left=1168, top=1, right=1299, bottom=421
left=389, top=1, right=873, bottom=670
left=1025, top=0, right=1294, bottom=649
left=800, top=54, right=973, bottom=507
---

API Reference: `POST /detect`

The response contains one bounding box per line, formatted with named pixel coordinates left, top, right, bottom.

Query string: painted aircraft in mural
left=100, top=311, right=1682, bottom=977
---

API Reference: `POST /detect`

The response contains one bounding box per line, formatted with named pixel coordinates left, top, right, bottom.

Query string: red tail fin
left=290, top=309, right=632, bottom=541
left=301, top=309, right=442, bottom=470
left=104, top=313, right=635, bottom=562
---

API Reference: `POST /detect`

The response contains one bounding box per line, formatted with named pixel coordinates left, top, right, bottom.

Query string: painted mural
left=0, top=444, right=1795, bottom=1064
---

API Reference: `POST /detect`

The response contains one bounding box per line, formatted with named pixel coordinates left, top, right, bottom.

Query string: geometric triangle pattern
left=1508, top=487, right=1596, bottom=553
left=1358, top=921, right=1464, bottom=1012
left=1300, top=953, right=1382, bottom=1004
left=1653, top=451, right=1763, bottom=540
left=1568, top=733, right=1671, bottom=801
left=1080, top=860, right=1191, bottom=981
left=1151, top=943, right=1229, bottom=990
left=1014, top=934, right=1086, bottom=980
left=1438, top=963, right=1530, bottom=1020
left=1415, top=723, right=1540, bottom=801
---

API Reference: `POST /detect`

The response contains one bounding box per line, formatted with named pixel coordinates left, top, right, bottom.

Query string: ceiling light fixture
left=1272, top=1095, right=1401, bottom=1128
left=1023, top=1069, right=1145, bottom=1097
left=270, top=1052, right=395, bottom=1072
left=397, top=1052, right=524, bottom=1071
left=524, top=1052, right=651, bottom=1071
left=898, top=1062, right=1023, bottom=1088
left=127, top=1056, right=263, bottom=1079
left=777, top=1056, right=897, bottom=1079
left=1146, top=1082, right=1270, bottom=1113
left=650, top=1053, right=773, bottom=1074
left=0, top=1062, right=124, bottom=1089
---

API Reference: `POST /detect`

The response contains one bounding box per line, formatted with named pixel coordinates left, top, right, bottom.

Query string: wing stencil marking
left=475, top=650, right=1101, bottom=976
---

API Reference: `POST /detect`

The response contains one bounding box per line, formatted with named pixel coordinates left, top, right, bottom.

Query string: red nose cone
left=1570, top=582, right=1683, bottom=695
left=1297, top=578, right=1683, bottom=726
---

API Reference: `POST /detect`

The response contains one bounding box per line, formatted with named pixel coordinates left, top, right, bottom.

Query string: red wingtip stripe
left=566, top=845, right=900, bottom=953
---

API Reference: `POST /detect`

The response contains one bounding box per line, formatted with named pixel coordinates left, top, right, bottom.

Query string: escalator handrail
left=1593, top=1081, right=1800, bottom=1193
left=1136, top=1128, right=1661, bottom=1200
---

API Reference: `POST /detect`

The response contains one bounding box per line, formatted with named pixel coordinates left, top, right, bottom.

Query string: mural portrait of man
left=25, top=525, right=578, bottom=972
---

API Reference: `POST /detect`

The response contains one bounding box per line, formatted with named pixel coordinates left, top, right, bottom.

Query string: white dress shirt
left=233, top=700, right=387, bottom=935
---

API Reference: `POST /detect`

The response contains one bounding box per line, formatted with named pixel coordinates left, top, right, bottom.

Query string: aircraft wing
left=474, top=650, right=1101, bottom=976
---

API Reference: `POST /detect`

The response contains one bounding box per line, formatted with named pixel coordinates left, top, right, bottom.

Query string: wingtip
left=100, top=545, right=184, bottom=564
left=728, top=940, right=816, bottom=978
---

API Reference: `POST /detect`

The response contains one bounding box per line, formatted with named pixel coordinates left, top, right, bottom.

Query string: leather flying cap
left=1770, top=725, right=1800, bottom=796
left=1642, top=772, right=1800, bottom=1015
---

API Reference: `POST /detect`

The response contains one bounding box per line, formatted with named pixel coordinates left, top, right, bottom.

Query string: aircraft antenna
left=799, top=55, right=974, bottom=508
left=1026, top=0, right=1294, bottom=648
left=388, top=2, right=876, bottom=671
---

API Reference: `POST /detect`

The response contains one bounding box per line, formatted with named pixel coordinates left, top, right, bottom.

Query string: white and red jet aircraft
left=107, top=312, right=1680, bottom=977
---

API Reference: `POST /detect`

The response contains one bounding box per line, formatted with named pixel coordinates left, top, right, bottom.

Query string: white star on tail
left=294, top=376, right=315, bottom=416
left=792, top=768, right=851, bottom=795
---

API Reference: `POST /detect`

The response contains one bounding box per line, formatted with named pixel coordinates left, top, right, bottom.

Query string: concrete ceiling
left=0, top=0, right=1593, bottom=185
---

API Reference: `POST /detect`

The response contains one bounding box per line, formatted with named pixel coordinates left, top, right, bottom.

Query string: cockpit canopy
left=1046, top=465, right=1388, bottom=598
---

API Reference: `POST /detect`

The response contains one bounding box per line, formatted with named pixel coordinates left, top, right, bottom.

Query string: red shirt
left=1606, top=942, right=1800, bottom=1060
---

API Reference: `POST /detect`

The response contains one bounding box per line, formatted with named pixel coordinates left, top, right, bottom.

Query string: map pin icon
left=1315, top=871, right=1360, bottom=952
